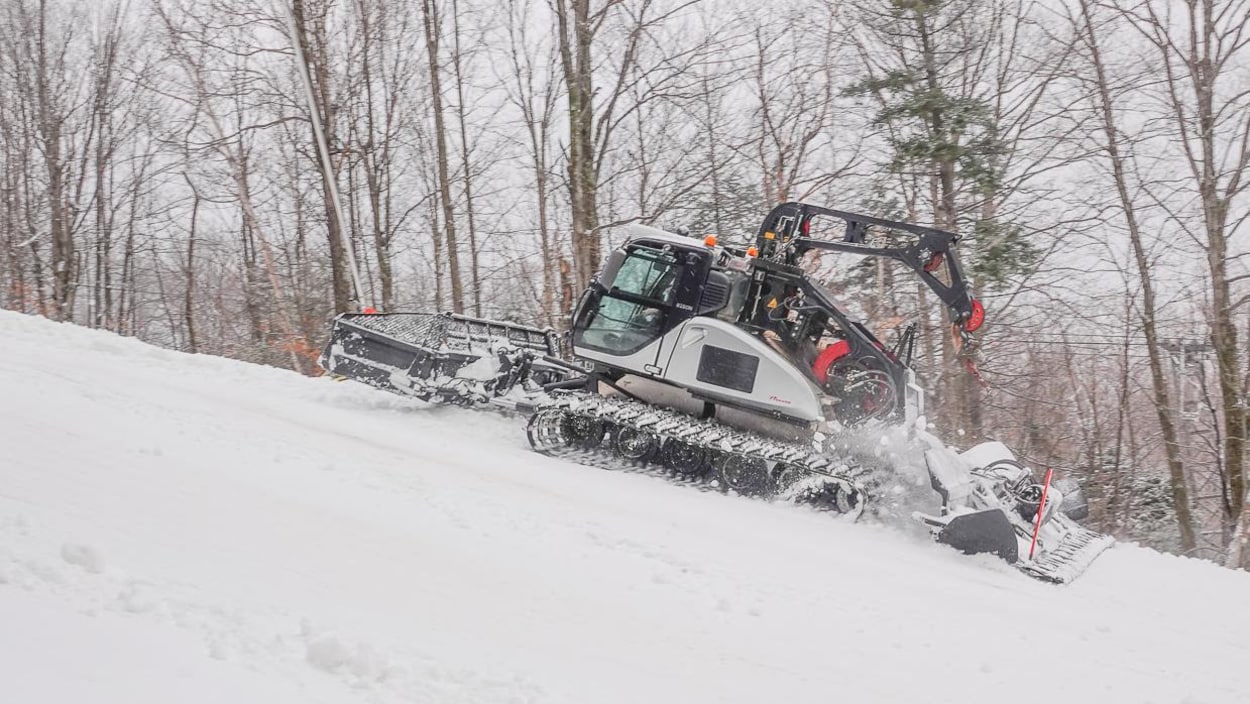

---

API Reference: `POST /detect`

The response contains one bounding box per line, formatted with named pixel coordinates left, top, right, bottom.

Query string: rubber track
left=527, top=391, right=871, bottom=519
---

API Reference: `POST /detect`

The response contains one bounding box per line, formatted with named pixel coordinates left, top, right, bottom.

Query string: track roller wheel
left=772, top=463, right=803, bottom=490
left=526, top=409, right=567, bottom=452
left=561, top=413, right=606, bottom=450
left=796, top=479, right=863, bottom=516
left=659, top=440, right=708, bottom=478
left=611, top=425, right=658, bottom=463
left=718, top=455, right=772, bottom=497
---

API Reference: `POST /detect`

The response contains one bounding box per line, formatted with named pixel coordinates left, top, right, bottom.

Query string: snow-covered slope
left=1, top=310, right=1247, bottom=704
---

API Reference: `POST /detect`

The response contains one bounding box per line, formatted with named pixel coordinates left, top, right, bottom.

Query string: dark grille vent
left=698, top=272, right=731, bottom=314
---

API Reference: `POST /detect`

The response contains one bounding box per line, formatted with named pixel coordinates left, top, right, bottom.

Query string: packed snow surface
left=1, top=309, right=1248, bottom=704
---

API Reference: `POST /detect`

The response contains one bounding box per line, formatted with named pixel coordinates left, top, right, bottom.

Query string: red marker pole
left=1028, top=467, right=1054, bottom=561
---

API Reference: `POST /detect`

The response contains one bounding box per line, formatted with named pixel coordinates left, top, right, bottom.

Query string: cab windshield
left=575, top=246, right=681, bottom=355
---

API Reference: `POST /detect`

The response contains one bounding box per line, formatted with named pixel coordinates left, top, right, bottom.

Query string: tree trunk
left=353, top=0, right=395, bottom=312
left=421, top=0, right=464, bottom=313
left=554, top=0, right=600, bottom=293
left=450, top=0, right=481, bottom=316
left=1185, top=1, right=1246, bottom=534
left=34, top=0, right=72, bottom=321
left=184, top=185, right=199, bottom=353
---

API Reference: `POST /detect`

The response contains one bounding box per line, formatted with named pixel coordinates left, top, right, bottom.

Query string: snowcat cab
left=570, top=228, right=709, bottom=367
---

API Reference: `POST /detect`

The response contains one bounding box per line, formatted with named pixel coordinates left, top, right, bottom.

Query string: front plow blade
left=935, top=509, right=1019, bottom=563
left=922, top=508, right=1114, bottom=583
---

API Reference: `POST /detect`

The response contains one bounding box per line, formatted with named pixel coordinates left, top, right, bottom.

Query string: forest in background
left=2, top=0, right=1249, bottom=567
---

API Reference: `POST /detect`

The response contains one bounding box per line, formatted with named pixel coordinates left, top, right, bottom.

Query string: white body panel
left=661, top=318, right=824, bottom=422
left=573, top=318, right=824, bottom=422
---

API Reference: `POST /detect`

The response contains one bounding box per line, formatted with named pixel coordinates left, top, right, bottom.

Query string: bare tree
left=421, top=0, right=466, bottom=313
left=151, top=0, right=309, bottom=370
left=344, top=0, right=424, bottom=312
left=1060, top=0, right=1199, bottom=550
left=2, top=0, right=86, bottom=320
left=1109, top=0, right=1250, bottom=566
left=288, top=0, right=359, bottom=314
left=503, top=0, right=563, bottom=326
left=742, top=1, right=862, bottom=205
left=552, top=0, right=709, bottom=291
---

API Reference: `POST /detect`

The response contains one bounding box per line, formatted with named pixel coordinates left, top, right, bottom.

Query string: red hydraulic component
left=963, top=299, right=985, bottom=333
left=812, top=340, right=851, bottom=385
